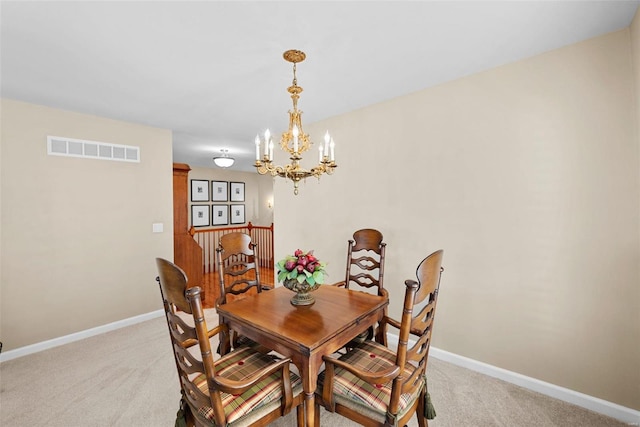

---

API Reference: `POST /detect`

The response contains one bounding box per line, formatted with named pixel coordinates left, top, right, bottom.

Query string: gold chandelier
left=254, top=49, right=337, bottom=195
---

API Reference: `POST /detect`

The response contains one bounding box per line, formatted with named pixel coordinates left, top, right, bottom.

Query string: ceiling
left=2, top=1, right=638, bottom=172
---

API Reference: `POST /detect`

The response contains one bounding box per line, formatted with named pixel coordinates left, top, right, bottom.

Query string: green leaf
left=313, top=271, right=325, bottom=284
left=278, top=271, right=288, bottom=282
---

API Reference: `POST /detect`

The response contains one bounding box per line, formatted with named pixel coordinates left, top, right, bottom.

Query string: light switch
left=152, top=223, right=163, bottom=233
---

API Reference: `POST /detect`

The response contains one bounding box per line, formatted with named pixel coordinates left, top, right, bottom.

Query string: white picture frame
left=230, top=204, right=245, bottom=224
left=190, top=179, right=209, bottom=202
left=191, top=205, right=210, bottom=227
left=212, top=204, right=229, bottom=226
left=230, top=182, right=245, bottom=202
left=211, top=181, right=228, bottom=202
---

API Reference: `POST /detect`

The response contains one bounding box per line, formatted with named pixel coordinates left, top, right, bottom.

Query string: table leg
left=305, top=391, right=315, bottom=427
left=294, top=355, right=320, bottom=427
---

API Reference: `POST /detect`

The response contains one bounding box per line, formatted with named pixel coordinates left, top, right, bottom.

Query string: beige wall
left=275, top=29, right=640, bottom=409
left=187, top=167, right=273, bottom=228
left=0, top=99, right=174, bottom=350
left=633, top=5, right=640, bottom=251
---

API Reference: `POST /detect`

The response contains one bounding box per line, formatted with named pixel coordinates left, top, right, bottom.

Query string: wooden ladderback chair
left=342, top=228, right=387, bottom=293
left=338, top=229, right=388, bottom=345
left=215, top=232, right=272, bottom=353
left=317, top=250, right=444, bottom=427
left=216, top=232, right=270, bottom=304
left=155, top=258, right=304, bottom=427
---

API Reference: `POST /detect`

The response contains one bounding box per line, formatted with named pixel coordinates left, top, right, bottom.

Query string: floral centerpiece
left=277, top=249, right=327, bottom=306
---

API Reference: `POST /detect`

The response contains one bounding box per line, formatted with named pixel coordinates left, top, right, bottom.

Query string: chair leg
left=296, top=404, right=304, bottom=427
left=314, top=401, right=321, bottom=425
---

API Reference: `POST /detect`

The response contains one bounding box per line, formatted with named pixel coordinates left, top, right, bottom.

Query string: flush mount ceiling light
left=254, top=49, right=337, bottom=195
left=213, top=149, right=235, bottom=168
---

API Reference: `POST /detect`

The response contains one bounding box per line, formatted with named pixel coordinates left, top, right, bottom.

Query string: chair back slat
left=174, top=343, right=205, bottom=376
left=401, top=359, right=426, bottom=395
left=166, top=311, right=198, bottom=343
left=180, top=375, right=211, bottom=411
left=351, top=254, right=381, bottom=271
left=411, top=299, right=436, bottom=333
left=347, top=271, right=380, bottom=288
left=406, top=332, right=430, bottom=365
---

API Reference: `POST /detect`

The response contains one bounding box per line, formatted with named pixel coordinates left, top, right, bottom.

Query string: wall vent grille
left=47, top=136, right=140, bottom=163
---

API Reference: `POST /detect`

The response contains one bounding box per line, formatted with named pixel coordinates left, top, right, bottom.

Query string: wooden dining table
left=216, top=284, right=389, bottom=427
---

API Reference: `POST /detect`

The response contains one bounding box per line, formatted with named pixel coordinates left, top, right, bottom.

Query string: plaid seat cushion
left=318, top=340, right=422, bottom=420
left=192, top=346, right=302, bottom=425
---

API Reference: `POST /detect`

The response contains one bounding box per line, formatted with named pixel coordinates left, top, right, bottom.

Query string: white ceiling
left=2, top=1, right=638, bottom=171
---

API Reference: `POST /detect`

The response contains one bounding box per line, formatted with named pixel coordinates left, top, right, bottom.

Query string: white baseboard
left=386, top=335, right=640, bottom=425
left=0, top=310, right=164, bottom=363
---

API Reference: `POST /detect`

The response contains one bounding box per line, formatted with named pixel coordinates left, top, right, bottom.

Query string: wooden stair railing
left=191, top=222, right=274, bottom=275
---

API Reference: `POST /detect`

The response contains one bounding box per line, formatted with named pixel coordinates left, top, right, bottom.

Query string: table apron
left=221, top=307, right=383, bottom=358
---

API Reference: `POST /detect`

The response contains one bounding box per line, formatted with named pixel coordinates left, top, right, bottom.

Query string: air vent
left=47, top=136, right=140, bottom=163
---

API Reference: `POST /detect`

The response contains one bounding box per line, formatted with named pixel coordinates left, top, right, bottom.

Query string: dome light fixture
left=213, top=149, right=235, bottom=168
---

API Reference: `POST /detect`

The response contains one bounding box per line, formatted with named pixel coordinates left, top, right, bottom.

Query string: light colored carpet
left=0, top=311, right=628, bottom=426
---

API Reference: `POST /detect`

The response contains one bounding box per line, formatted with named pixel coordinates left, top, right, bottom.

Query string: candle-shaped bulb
left=324, top=131, right=330, bottom=154
left=330, top=138, right=335, bottom=161
left=255, top=135, right=260, bottom=160
left=268, top=140, right=274, bottom=161
left=264, top=129, right=270, bottom=155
